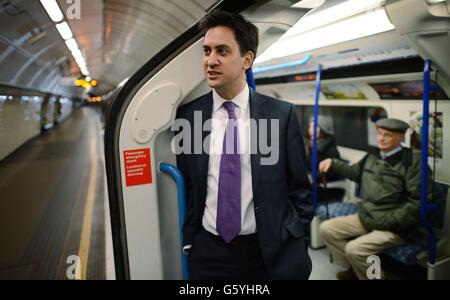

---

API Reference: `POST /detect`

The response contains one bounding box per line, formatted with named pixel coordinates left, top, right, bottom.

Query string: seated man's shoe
left=336, top=267, right=358, bottom=280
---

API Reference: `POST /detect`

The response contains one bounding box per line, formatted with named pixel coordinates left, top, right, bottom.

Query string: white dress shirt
left=202, top=84, right=256, bottom=236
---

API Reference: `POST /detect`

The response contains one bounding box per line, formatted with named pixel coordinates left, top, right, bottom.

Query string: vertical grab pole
left=159, top=162, right=189, bottom=280
left=421, top=59, right=436, bottom=265
left=312, top=64, right=323, bottom=212
left=247, top=67, right=256, bottom=91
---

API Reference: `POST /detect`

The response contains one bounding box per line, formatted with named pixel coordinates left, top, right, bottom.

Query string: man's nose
left=207, top=52, right=219, bottom=67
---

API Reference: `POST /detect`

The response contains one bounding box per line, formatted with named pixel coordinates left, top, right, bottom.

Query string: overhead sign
left=75, top=79, right=98, bottom=88
left=123, top=148, right=152, bottom=187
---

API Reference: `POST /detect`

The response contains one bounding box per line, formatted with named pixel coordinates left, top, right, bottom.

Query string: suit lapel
left=249, top=90, right=267, bottom=199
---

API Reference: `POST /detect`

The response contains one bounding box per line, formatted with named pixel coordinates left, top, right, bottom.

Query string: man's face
left=308, top=121, right=320, bottom=139
left=203, top=26, right=253, bottom=98
left=376, top=127, right=403, bottom=152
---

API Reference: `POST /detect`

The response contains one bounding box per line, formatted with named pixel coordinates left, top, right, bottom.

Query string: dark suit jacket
left=174, top=90, right=313, bottom=279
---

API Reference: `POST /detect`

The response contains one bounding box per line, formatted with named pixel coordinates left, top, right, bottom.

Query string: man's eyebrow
left=215, top=44, right=231, bottom=50
left=203, top=44, right=231, bottom=50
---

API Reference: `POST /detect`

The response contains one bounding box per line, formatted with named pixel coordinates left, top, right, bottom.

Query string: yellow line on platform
left=78, top=120, right=98, bottom=280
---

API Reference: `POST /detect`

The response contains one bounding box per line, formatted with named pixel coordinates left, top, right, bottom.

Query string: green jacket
left=331, top=148, right=431, bottom=239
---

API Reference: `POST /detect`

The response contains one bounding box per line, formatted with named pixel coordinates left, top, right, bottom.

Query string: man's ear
left=243, top=51, right=254, bottom=71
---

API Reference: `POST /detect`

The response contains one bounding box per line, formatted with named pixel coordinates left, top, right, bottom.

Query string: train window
left=295, top=105, right=387, bottom=152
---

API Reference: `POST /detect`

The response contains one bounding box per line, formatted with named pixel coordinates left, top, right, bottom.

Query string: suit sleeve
left=286, top=104, right=314, bottom=233
left=174, top=109, right=196, bottom=246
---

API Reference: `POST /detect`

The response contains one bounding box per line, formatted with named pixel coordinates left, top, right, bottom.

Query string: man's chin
left=379, top=147, right=394, bottom=152
left=207, top=80, right=221, bottom=89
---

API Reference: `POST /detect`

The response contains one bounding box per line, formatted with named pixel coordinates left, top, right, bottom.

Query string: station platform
left=0, top=107, right=113, bottom=279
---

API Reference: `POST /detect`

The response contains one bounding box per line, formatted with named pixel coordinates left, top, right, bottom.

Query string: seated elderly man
left=318, top=118, right=430, bottom=280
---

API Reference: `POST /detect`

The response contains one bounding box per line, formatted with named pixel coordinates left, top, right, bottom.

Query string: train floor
left=0, top=106, right=114, bottom=280
left=309, top=247, right=342, bottom=280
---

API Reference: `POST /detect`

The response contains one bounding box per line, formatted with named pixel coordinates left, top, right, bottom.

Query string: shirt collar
left=212, top=83, right=249, bottom=113
left=380, top=146, right=402, bottom=159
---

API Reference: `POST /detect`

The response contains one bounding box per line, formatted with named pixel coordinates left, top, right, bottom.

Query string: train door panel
left=105, top=0, right=302, bottom=281
left=116, top=39, right=204, bottom=279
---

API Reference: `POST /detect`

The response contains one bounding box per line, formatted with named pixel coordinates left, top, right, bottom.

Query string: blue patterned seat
left=316, top=202, right=358, bottom=219
left=382, top=182, right=448, bottom=265
left=382, top=239, right=428, bottom=265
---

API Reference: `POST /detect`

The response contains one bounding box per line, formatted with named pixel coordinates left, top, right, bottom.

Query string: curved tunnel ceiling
left=58, top=0, right=217, bottom=96
left=0, top=0, right=82, bottom=98
left=0, top=0, right=217, bottom=98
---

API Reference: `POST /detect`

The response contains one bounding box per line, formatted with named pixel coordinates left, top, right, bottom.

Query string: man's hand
left=319, top=158, right=333, bottom=173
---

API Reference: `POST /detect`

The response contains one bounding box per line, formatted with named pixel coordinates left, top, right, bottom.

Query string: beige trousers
left=319, top=214, right=404, bottom=280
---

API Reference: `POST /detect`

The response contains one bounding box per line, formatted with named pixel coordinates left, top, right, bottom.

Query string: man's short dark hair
left=199, top=10, right=259, bottom=57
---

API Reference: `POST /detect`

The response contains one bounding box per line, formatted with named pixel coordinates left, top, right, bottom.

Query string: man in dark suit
left=173, top=10, right=313, bottom=280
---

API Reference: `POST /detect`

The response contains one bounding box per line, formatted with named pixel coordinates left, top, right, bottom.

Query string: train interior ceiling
left=0, top=0, right=449, bottom=280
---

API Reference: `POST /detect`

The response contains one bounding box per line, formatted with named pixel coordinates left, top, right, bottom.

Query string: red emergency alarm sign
left=123, top=148, right=152, bottom=187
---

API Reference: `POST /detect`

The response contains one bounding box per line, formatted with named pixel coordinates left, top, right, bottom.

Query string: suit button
left=255, top=206, right=259, bottom=211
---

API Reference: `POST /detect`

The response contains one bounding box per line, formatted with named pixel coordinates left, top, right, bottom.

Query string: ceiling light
left=64, top=38, right=90, bottom=77
left=39, top=0, right=64, bottom=23
left=291, top=0, right=325, bottom=9
left=285, top=0, right=385, bottom=38
left=56, top=21, right=73, bottom=40
left=71, top=49, right=85, bottom=64
left=65, top=38, right=78, bottom=53
left=255, top=8, right=394, bottom=63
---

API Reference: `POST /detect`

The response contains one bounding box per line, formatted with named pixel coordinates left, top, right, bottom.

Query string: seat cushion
left=316, top=202, right=359, bottom=219
left=382, top=239, right=428, bottom=265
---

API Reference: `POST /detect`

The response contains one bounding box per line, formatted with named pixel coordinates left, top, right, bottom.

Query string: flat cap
left=376, top=118, right=409, bottom=134
left=309, top=115, right=334, bottom=135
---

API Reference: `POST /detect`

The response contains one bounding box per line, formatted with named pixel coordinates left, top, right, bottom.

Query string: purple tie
left=217, top=101, right=241, bottom=243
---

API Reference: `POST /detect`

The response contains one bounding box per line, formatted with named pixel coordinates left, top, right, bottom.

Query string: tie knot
left=222, top=101, right=236, bottom=117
